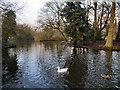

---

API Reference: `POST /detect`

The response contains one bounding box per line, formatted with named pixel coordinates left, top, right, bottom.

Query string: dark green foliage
left=2, top=10, right=34, bottom=43
left=15, top=24, right=34, bottom=40
left=61, top=2, right=91, bottom=45
left=2, top=10, right=16, bottom=43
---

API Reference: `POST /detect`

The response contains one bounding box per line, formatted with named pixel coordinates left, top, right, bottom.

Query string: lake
left=2, top=41, right=120, bottom=88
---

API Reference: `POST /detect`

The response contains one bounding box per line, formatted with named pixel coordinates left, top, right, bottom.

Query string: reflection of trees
left=15, top=40, right=33, bottom=50
left=41, top=41, right=58, bottom=51
left=65, top=48, right=88, bottom=88
left=105, top=50, right=112, bottom=74
left=41, top=41, right=66, bottom=59
left=56, top=45, right=67, bottom=66
left=92, top=49, right=100, bottom=60
left=40, top=41, right=68, bottom=70
left=93, top=49, right=99, bottom=54
left=2, top=49, right=18, bottom=84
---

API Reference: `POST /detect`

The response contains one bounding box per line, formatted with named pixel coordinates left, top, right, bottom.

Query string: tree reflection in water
left=65, top=47, right=88, bottom=88
left=2, top=49, right=19, bottom=88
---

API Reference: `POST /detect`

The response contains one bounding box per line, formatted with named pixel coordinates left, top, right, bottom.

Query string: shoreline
left=61, top=40, right=120, bottom=51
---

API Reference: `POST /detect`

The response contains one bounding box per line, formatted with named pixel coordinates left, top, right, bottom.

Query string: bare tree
left=96, top=2, right=111, bottom=39
left=92, top=1, right=112, bottom=41
left=38, top=1, right=67, bottom=41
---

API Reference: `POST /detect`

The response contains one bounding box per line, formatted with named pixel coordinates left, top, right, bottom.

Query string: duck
left=101, top=74, right=109, bottom=79
left=91, top=59, right=94, bottom=63
left=56, top=66, right=68, bottom=73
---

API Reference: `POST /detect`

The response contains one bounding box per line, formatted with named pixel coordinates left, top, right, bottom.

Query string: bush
left=15, top=24, right=34, bottom=40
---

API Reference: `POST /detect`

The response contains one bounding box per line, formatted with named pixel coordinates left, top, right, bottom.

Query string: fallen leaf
left=101, top=74, right=109, bottom=79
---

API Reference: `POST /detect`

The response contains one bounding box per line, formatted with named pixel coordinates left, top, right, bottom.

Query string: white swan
left=56, top=66, right=68, bottom=73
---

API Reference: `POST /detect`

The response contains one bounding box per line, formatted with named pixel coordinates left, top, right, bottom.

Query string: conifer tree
left=2, top=10, right=16, bottom=43
left=61, top=2, right=90, bottom=46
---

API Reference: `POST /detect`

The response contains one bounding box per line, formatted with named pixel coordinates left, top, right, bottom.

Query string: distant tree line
left=1, top=0, right=34, bottom=45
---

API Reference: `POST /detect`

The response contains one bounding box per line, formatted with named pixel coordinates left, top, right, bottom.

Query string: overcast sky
left=16, top=0, right=50, bottom=26
left=16, top=0, right=87, bottom=26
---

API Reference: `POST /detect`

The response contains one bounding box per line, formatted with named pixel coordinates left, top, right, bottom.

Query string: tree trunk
left=93, top=2, right=97, bottom=41
left=74, top=29, right=77, bottom=46
left=97, top=11, right=110, bottom=40
left=105, top=2, right=116, bottom=48
left=97, top=3, right=104, bottom=40
left=100, top=3, right=104, bottom=30
left=104, top=25, right=109, bottom=40
left=115, top=20, right=120, bottom=41
left=57, top=29, right=67, bottom=41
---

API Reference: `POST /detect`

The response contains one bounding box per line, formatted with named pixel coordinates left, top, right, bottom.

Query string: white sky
left=16, top=0, right=86, bottom=26
left=16, top=0, right=50, bottom=26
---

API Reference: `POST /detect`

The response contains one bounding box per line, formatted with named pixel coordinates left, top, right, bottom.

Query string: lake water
left=2, top=41, right=120, bottom=88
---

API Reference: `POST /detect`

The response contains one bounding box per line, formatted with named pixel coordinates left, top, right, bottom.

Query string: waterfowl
left=101, top=74, right=109, bottom=79
left=105, top=64, right=110, bottom=67
left=56, top=66, right=68, bottom=73
left=91, top=59, right=94, bottom=63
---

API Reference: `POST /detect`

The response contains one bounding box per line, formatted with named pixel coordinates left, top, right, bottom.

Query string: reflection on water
left=65, top=48, right=88, bottom=88
left=2, top=41, right=120, bottom=88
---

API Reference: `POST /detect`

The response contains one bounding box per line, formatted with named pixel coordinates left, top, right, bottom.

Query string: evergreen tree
left=2, top=10, right=16, bottom=43
left=61, top=2, right=90, bottom=46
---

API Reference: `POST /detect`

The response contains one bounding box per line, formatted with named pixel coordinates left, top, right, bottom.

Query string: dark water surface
left=2, top=41, right=120, bottom=88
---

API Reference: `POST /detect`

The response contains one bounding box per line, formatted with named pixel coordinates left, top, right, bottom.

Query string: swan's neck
left=57, top=67, right=60, bottom=71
